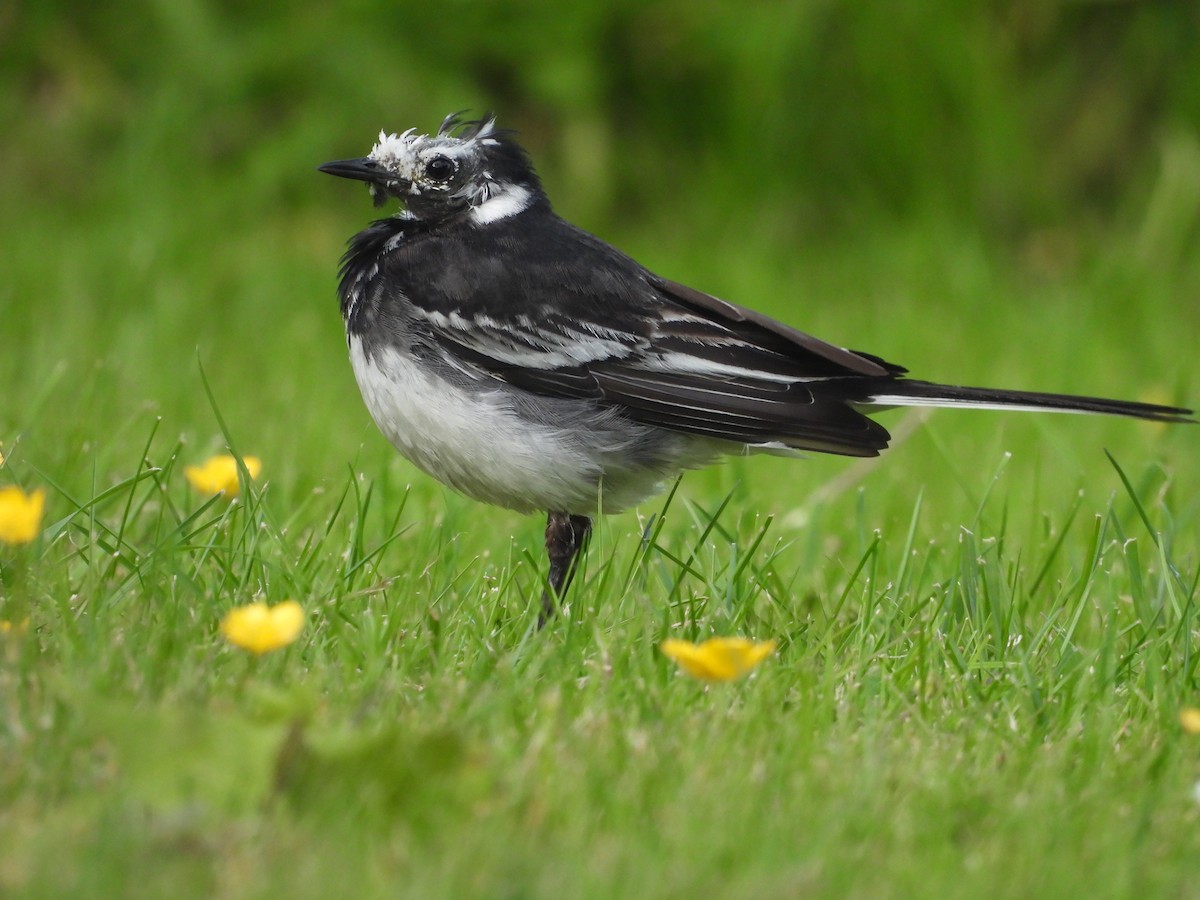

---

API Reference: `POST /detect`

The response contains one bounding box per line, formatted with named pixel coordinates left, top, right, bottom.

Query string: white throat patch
left=469, top=183, right=532, bottom=225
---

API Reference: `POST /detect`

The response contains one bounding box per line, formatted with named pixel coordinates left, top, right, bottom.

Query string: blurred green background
left=3, top=7, right=1199, bottom=894
left=1, top=0, right=1197, bottom=508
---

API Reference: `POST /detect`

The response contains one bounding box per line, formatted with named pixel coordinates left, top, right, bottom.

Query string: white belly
left=350, top=335, right=615, bottom=513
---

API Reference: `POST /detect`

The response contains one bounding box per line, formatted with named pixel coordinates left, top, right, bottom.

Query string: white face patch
left=362, top=118, right=533, bottom=223
left=368, top=129, right=450, bottom=186
left=367, top=126, right=485, bottom=186
left=369, top=128, right=417, bottom=169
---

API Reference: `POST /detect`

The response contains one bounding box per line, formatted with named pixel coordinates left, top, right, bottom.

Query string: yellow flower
left=220, top=601, right=305, bottom=655
left=0, top=618, right=29, bottom=636
left=0, top=486, right=45, bottom=545
left=660, top=636, right=777, bottom=682
left=1180, top=708, right=1200, bottom=735
left=185, top=454, right=262, bottom=497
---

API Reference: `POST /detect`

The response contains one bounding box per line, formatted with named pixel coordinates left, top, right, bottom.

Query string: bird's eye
left=424, top=155, right=456, bottom=183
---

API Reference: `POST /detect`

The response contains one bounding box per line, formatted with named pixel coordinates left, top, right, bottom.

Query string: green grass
left=3, top=439, right=1199, bottom=898
left=3, top=73, right=1200, bottom=898
left=3, top=216, right=1198, bottom=896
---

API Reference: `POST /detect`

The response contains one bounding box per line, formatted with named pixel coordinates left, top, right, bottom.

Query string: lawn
left=3, top=6, right=1200, bottom=896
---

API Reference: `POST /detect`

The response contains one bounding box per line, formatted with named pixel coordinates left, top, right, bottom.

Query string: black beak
left=318, top=157, right=390, bottom=184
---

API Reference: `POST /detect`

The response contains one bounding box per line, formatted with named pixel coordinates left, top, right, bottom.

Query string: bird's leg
left=539, top=511, right=593, bottom=626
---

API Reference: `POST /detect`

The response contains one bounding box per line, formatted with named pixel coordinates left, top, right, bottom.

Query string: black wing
left=475, top=276, right=898, bottom=457
left=388, top=213, right=901, bottom=457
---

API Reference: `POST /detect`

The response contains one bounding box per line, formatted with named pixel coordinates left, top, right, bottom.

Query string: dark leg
left=539, top=510, right=593, bottom=627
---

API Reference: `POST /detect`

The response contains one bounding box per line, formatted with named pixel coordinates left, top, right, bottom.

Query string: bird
left=320, top=112, right=1193, bottom=625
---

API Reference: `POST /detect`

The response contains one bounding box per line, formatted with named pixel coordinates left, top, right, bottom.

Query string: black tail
left=862, top=380, right=1194, bottom=424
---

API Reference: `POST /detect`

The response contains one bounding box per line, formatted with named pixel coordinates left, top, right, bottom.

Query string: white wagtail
left=320, top=113, right=1193, bottom=624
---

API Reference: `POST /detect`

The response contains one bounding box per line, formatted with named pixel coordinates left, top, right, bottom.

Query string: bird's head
left=319, top=112, right=544, bottom=224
